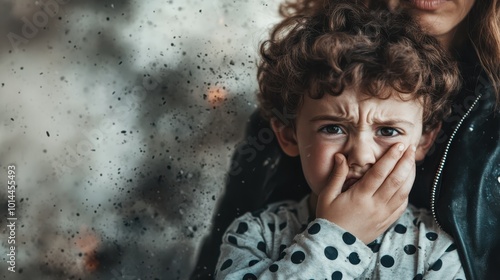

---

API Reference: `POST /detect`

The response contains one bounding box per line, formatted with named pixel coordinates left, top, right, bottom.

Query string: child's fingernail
left=411, top=145, right=416, bottom=152
left=398, top=144, right=405, bottom=151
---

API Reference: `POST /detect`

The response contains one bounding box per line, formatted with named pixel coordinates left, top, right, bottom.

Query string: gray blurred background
left=0, top=0, right=281, bottom=279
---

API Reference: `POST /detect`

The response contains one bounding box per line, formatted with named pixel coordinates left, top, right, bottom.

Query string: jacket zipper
left=430, top=93, right=483, bottom=229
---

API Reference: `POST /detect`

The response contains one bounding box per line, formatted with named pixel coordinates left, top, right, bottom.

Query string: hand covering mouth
left=342, top=177, right=360, bottom=192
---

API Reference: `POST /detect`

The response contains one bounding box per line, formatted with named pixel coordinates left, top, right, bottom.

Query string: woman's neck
left=436, top=19, right=468, bottom=53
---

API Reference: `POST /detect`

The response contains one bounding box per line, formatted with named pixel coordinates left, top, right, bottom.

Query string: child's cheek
left=300, top=141, right=337, bottom=194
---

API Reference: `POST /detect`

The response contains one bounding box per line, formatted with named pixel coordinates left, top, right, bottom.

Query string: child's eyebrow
left=309, top=115, right=415, bottom=127
left=372, top=118, right=415, bottom=127
left=309, top=115, right=352, bottom=122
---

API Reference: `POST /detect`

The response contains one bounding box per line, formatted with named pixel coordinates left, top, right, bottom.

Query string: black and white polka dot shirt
left=215, top=195, right=465, bottom=279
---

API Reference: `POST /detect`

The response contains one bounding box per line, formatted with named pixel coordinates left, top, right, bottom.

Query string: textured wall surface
left=0, top=0, right=281, bottom=279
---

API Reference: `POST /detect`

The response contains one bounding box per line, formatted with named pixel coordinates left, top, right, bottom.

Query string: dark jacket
left=190, top=46, right=500, bottom=280
left=410, top=44, right=500, bottom=279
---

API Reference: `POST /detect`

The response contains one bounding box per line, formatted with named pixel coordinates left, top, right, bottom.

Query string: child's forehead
left=301, top=87, right=424, bottom=117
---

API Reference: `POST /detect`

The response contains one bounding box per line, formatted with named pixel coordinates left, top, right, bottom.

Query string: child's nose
left=345, top=136, right=377, bottom=172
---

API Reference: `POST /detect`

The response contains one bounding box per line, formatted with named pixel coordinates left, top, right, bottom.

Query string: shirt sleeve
left=215, top=215, right=374, bottom=280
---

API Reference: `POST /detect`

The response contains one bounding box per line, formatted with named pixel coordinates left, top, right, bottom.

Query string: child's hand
left=316, top=143, right=416, bottom=244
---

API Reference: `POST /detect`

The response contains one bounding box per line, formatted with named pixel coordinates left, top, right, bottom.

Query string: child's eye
left=377, top=127, right=400, bottom=137
left=319, top=125, right=345, bottom=134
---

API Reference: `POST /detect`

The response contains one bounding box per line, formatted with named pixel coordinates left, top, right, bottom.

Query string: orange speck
left=207, top=86, right=227, bottom=107
left=75, top=227, right=100, bottom=272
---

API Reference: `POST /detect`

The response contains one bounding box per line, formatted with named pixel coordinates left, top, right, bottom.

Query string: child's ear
left=415, top=122, right=442, bottom=161
left=270, top=118, right=299, bottom=157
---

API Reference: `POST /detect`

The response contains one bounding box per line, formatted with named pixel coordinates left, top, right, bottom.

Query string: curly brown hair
left=279, top=0, right=500, bottom=106
left=257, top=1, right=461, bottom=132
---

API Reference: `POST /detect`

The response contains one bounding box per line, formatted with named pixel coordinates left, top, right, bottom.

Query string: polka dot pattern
left=216, top=197, right=458, bottom=279
left=291, top=251, right=306, bottom=264
left=446, top=243, right=456, bottom=252
left=242, top=273, right=257, bottom=280
left=279, top=244, right=286, bottom=253
left=342, top=232, right=356, bottom=245
left=394, top=224, right=407, bottom=234
left=278, top=244, right=286, bottom=261
left=268, top=223, right=275, bottom=232
left=279, top=222, right=287, bottom=231
left=413, top=274, right=423, bottom=280
left=404, top=245, right=417, bottom=255
left=348, top=252, right=360, bottom=265
left=367, top=241, right=381, bottom=253
left=278, top=251, right=286, bottom=261
left=324, top=246, right=338, bottom=260
left=331, top=271, right=343, bottom=280
left=228, top=236, right=237, bottom=245
left=430, top=259, right=442, bottom=271
left=426, top=232, right=438, bottom=241
left=380, top=255, right=394, bottom=268
left=236, top=222, right=248, bottom=234
left=413, top=218, right=421, bottom=227
left=308, top=223, right=321, bottom=235
left=220, top=259, right=232, bottom=271
left=257, top=241, right=266, bottom=253
left=269, top=264, right=279, bottom=272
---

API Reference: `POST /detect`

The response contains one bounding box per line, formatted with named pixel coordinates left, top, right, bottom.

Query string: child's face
left=273, top=88, right=438, bottom=196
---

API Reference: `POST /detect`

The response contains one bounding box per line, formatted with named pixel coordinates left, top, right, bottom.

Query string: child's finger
left=355, top=142, right=406, bottom=195
left=373, top=145, right=416, bottom=203
left=386, top=156, right=416, bottom=211
left=318, top=153, right=349, bottom=204
left=382, top=197, right=409, bottom=230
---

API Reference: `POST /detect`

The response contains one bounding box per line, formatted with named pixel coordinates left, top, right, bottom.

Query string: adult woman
left=191, top=1, right=500, bottom=279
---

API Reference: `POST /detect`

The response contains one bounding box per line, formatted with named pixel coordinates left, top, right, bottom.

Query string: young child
left=215, top=2, right=465, bottom=279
